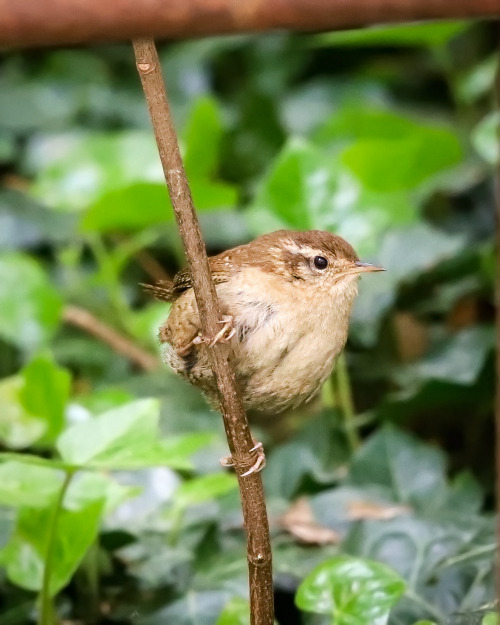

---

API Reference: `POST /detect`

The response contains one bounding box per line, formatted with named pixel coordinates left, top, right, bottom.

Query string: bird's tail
left=141, top=280, right=175, bottom=302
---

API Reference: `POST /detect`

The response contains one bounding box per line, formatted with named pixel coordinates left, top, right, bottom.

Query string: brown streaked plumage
left=147, top=230, right=383, bottom=413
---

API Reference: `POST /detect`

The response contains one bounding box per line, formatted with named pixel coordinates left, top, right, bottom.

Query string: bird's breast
left=216, top=270, right=355, bottom=410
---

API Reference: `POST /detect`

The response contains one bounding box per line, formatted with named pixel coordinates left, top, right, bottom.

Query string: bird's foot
left=208, top=315, right=236, bottom=347
left=177, top=316, right=235, bottom=355
left=221, top=441, right=266, bottom=477
left=177, top=335, right=201, bottom=356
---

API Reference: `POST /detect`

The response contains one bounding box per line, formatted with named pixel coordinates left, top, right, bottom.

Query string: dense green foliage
left=0, top=20, right=497, bottom=625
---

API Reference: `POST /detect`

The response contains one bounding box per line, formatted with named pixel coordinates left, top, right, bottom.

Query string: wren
left=146, top=230, right=383, bottom=414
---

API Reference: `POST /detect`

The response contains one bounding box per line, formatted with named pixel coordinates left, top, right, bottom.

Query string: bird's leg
left=208, top=315, right=236, bottom=347
left=221, top=440, right=266, bottom=477
left=177, top=316, right=235, bottom=355
left=176, top=334, right=203, bottom=356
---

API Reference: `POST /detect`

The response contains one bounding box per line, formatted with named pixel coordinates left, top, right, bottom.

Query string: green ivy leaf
left=408, top=326, right=495, bottom=386
left=183, top=96, right=223, bottom=179
left=472, top=111, right=500, bottom=165
left=0, top=253, right=62, bottom=352
left=0, top=189, right=77, bottom=251
left=174, top=473, right=238, bottom=509
left=341, top=128, right=462, bottom=192
left=313, top=21, right=468, bottom=48
left=0, top=496, right=104, bottom=595
left=29, top=131, right=163, bottom=212
left=0, top=355, right=70, bottom=448
left=246, top=138, right=415, bottom=257
left=216, top=597, right=250, bottom=625
left=296, top=555, right=405, bottom=625
left=0, top=470, right=134, bottom=596
left=56, top=398, right=211, bottom=470
left=247, top=139, right=337, bottom=232
left=314, top=106, right=421, bottom=144
left=0, top=462, right=64, bottom=508
left=81, top=182, right=172, bottom=231
left=348, top=425, right=448, bottom=511
left=142, top=590, right=235, bottom=625
left=0, top=376, right=47, bottom=448
left=19, top=354, right=70, bottom=443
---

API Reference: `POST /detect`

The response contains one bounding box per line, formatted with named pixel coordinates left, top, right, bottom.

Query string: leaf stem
left=334, top=351, right=360, bottom=452
left=39, top=470, right=74, bottom=625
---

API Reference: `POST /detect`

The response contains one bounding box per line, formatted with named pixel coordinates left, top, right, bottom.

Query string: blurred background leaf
left=0, top=17, right=496, bottom=625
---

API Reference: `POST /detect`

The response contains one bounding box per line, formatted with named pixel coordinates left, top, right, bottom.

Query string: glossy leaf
left=351, top=222, right=465, bottom=346
left=216, top=597, right=250, bottom=625
left=81, top=182, right=173, bottom=231
left=472, top=111, right=500, bottom=165
left=183, top=96, right=223, bottom=179
left=296, top=555, right=405, bottom=625
left=142, top=590, right=234, bottom=625
left=314, top=106, right=424, bottom=144
left=246, top=138, right=416, bottom=257
left=174, top=473, right=238, bottom=508
left=29, top=131, right=164, bottom=211
left=0, top=355, right=69, bottom=448
left=0, top=376, right=47, bottom=448
left=57, top=398, right=211, bottom=470
left=0, top=253, right=62, bottom=352
left=341, top=128, right=462, bottom=192
left=247, top=139, right=337, bottom=232
left=0, top=461, right=64, bottom=508
left=19, top=354, right=70, bottom=443
left=408, top=326, right=495, bottom=386
left=0, top=470, right=134, bottom=596
left=0, top=496, right=104, bottom=595
left=0, top=190, right=76, bottom=250
left=314, top=21, right=468, bottom=48
left=348, top=425, right=448, bottom=511
left=378, top=223, right=465, bottom=281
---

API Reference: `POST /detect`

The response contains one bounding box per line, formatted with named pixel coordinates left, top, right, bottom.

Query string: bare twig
left=1, top=0, right=499, bottom=49
left=134, top=248, right=172, bottom=283
left=63, top=305, right=159, bottom=372
left=132, top=39, right=274, bottom=625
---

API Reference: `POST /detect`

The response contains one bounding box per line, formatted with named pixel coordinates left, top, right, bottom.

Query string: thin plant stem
left=39, top=470, right=75, bottom=625
left=78, top=540, right=100, bottom=622
left=335, top=351, right=360, bottom=452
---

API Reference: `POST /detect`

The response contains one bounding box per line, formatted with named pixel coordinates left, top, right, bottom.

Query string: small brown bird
left=146, top=230, right=383, bottom=414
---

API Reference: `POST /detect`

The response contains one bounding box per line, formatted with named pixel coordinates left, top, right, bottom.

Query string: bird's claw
left=221, top=441, right=266, bottom=477
left=208, top=315, right=235, bottom=347
left=178, top=316, right=235, bottom=355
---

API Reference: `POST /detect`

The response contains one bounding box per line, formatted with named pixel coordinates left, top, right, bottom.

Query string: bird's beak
left=354, top=260, right=385, bottom=273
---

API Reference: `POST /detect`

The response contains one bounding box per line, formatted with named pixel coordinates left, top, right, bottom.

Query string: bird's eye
left=313, top=256, right=328, bottom=270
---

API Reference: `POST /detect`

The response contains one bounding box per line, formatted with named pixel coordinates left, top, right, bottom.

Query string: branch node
left=136, top=62, right=155, bottom=74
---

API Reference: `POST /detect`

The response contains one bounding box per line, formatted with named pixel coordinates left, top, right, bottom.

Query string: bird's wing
left=143, top=257, right=233, bottom=303
left=172, top=262, right=232, bottom=295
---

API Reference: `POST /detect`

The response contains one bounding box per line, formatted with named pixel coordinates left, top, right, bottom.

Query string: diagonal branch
left=132, top=38, right=274, bottom=625
left=63, top=305, right=159, bottom=371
